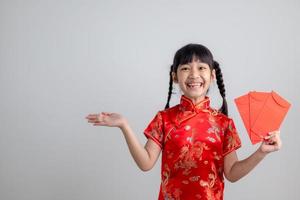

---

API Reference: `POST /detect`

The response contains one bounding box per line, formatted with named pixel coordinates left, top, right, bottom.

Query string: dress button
left=184, top=125, right=191, bottom=131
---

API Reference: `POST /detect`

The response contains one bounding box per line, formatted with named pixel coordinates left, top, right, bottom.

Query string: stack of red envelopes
left=234, top=91, right=291, bottom=145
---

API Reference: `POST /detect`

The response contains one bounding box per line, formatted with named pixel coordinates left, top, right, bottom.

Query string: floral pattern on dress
left=144, top=95, right=242, bottom=200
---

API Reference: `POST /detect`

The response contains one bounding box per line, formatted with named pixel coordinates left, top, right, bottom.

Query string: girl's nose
left=189, top=67, right=200, bottom=78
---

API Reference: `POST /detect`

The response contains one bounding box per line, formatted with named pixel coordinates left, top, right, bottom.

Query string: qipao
left=144, top=95, right=241, bottom=200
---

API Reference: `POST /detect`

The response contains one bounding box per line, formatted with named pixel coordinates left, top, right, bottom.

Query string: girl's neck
left=183, top=95, right=206, bottom=105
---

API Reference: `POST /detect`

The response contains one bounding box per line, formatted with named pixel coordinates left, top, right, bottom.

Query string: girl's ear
left=172, top=72, right=178, bottom=83
left=211, top=69, right=216, bottom=81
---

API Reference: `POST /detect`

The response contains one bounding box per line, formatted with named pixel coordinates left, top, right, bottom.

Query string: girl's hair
left=164, top=43, right=228, bottom=116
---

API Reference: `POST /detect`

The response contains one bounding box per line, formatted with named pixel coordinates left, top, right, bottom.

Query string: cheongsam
left=144, top=95, right=242, bottom=200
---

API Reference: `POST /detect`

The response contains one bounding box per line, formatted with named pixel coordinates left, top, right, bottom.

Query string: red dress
left=144, top=95, right=242, bottom=200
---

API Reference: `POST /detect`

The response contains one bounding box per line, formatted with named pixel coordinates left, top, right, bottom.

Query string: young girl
left=86, top=43, right=282, bottom=200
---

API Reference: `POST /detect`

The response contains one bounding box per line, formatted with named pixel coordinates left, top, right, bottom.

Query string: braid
left=213, top=61, right=228, bottom=116
left=164, top=66, right=174, bottom=109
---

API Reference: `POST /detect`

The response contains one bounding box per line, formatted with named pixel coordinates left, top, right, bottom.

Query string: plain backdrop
left=0, top=0, right=299, bottom=199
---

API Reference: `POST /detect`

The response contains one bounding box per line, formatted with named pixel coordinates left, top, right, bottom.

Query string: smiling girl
left=86, top=43, right=281, bottom=200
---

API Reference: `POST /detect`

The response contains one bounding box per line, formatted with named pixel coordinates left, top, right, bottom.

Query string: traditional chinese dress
left=144, top=95, right=242, bottom=200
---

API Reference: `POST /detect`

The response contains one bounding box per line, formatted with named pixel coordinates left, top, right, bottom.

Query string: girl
left=86, top=44, right=282, bottom=200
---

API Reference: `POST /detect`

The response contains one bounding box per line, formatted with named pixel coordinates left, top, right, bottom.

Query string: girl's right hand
left=85, top=112, right=126, bottom=128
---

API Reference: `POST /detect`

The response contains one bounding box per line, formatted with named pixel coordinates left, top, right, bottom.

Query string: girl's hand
left=85, top=112, right=127, bottom=128
left=259, top=130, right=282, bottom=154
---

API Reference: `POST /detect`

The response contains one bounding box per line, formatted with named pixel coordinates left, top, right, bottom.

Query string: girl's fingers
left=86, top=114, right=104, bottom=124
left=86, top=112, right=111, bottom=119
left=264, top=137, right=275, bottom=144
left=264, top=134, right=275, bottom=140
left=86, top=112, right=115, bottom=126
left=267, top=140, right=276, bottom=145
left=102, top=112, right=112, bottom=116
left=265, top=136, right=281, bottom=147
left=261, top=130, right=282, bottom=153
left=93, top=122, right=105, bottom=126
left=86, top=114, right=98, bottom=119
left=264, top=130, right=280, bottom=140
left=268, top=130, right=280, bottom=135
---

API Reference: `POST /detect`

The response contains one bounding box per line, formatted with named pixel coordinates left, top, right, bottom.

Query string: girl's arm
left=223, top=130, right=281, bottom=182
left=120, top=122, right=161, bottom=171
left=86, top=112, right=161, bottom=171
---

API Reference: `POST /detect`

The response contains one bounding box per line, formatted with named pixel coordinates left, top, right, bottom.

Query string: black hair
left=164, top=43, right=228, bottom=116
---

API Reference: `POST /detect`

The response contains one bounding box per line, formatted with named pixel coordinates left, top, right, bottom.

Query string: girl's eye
left=181, top=67, right=189, bottom=71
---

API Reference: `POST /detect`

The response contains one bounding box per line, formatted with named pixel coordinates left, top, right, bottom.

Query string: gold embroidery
left=154, top=95, right=241, bottom=199
left=174, top=142, right=210, bottom=175
left=189, top=176, right=200, bottom=182
left=199, top=164, right=218, bottom=199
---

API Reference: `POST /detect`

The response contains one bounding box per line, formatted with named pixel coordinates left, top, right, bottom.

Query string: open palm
left=86, top=112, right=125, bottom=128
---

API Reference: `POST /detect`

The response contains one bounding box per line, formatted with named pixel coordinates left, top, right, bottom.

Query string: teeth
left=187, top=83, right=203, bottom=87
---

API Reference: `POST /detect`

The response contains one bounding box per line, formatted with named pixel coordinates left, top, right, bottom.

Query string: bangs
left=173, top=44, right=214, bottom=70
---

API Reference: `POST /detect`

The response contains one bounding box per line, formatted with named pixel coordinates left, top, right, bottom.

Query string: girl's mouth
left=186, top=82, right=203, bottom=88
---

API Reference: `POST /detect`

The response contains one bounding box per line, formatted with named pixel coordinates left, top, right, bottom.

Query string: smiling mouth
left=186, top=82, right=203, bottom=88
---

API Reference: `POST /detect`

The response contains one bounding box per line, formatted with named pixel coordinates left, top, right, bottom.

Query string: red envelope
left=235, top=93, right=262, bottom=144
left=249, top=91, right=269, bottom=142
left=234, top=91, right=291, bottom=145
left=251, top=91, right=291, bottom=137
left=234, top=94, right=254, bottom=142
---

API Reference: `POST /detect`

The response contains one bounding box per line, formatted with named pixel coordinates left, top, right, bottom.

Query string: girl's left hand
left=259, top=130, right=282, bottom=154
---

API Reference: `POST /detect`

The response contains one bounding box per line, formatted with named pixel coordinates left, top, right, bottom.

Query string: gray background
left=0, top=0, right=299, bottom=199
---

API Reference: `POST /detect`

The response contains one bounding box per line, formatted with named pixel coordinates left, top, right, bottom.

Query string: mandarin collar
left=179, top=95, right=210, bottom=113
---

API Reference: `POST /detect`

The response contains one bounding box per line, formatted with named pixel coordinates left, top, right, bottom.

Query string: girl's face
left=172, top=59, right=216, bottom=104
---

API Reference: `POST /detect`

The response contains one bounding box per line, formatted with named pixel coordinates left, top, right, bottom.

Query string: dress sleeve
left=143, top=111, right=164, bottom=149
left=223, top=118, right=242, bottom=156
